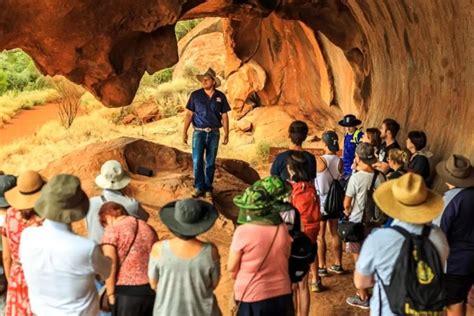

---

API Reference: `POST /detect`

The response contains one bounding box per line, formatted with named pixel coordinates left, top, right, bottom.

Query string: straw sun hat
left=5, top=170, right=46, bottom=210
left=374, top=173, right=444, bottom=224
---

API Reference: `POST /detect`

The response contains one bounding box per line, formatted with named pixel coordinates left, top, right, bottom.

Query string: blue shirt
left=439, top=187, right=474, bottom=275
left=270, top=150, right=317, bottom=181
left=186, top=88, right=231, bottom=128
left=342, top=129, right=363, bottom=177
left=357, top=221, right=449, bottom=316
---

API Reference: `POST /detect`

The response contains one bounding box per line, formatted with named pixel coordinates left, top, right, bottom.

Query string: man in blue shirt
left=183, top=68, right=231, bottom=198
left=434, top=154, right=474, bottom=316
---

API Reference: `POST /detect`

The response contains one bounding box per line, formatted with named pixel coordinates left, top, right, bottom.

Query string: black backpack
left=362, top=171, right=387, bottom=226
left=320, top=158, right=344, bottom=218
left=285, top=211, right=317, bottom=283
left=377, top=225, right=446, bottom=315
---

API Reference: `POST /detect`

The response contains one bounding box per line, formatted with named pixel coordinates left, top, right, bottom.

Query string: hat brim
left=5, top=187, right=42, bottom=210
left=435, top=162, right=474, bottom=188
left=34, top=191, right=89, bottom=224
left=196, top=74, right=221, bottom=88
left=373, top=180, right=444, bottom=224
left=95, top=173, right=131, bottom=190
left=233, top=194, right=273, bottom=210
left=361, top=157, right=378, bottom=165
left=338, top=119, right=362, bottom=127
left=236, top=207, right=282, bottom=225
left=159, top=200, right=218, bottom=237
left=327, top=143, right=340, bottom=152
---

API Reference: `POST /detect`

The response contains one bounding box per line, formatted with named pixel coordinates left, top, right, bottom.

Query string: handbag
left=231, top=225, right=280, bottom=316
left=100, top=218, right=139, bottom=312
left=337, top=220, right=364, bottom=242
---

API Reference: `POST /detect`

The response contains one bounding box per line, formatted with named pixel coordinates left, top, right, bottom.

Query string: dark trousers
left=113, top=285, right=155, bottom=316
left=192, top=130, right=220, bottom=192
left=238, top=293, right=295, bottom=316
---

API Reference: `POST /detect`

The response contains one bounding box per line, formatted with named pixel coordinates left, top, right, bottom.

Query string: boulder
left=236, top=119, right=253, bottom=132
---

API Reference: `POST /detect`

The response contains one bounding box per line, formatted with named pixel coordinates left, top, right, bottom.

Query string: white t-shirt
left=20, top=220, right=111, bottom=316
left=345, top=170, right=385, bottom=223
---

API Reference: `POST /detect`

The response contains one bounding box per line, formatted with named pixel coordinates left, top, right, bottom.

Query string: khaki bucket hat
left=435, top=154, right=474, bottom=188
left=95, top=160, right=131, bottom=190
left=196, top=68, right=221, bottom=88
left=374, top=173, right=444, bottom=224
left=5, top=170, right=46, bottom=210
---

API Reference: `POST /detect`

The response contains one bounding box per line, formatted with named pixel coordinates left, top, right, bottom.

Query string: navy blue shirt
left=270, top=150, right=317, bottom=181
left=186, top=88, right=231, bottom=128
left=440, top=187, right=474, bottom=275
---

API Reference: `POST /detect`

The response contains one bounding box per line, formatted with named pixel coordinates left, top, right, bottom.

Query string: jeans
left=192, top=130, right=220, bottom=192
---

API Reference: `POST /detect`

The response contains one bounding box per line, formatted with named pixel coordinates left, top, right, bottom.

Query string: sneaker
left=328, top=264, right=345, bottom=275
left=204, top=191, right=213, bottom=199
left=310, top=279, right=325, bottom=293
left=346, top=295, right=370, bottom=310
left=318, top=268, right=328, bottom=277
left=191, top=189, right=204, bottom=198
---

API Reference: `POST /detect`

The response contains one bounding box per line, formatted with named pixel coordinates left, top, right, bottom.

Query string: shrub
left=51, top=77, right=84, bottom=129
left=153, top=68, right=173, bottom=84
left=175, top=19, right=203, bottom=41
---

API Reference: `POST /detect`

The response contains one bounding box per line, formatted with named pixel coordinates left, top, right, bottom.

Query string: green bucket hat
left=254, top=176, right=292, bottom=202
left=34, top=174, right=89, bottom=224
left=234, top=184, right=284, bottom=225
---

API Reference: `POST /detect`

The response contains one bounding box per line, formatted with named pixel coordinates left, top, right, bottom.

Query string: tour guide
left=183, top=68, right=231, bottom=198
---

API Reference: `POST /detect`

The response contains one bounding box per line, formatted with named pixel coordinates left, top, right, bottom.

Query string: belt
left=194, top=127, right=219, bottom=132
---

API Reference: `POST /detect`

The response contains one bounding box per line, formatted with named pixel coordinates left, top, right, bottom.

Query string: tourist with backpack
left=434, top=155, right=474, bottom=316
left=286, top=152, right=322, bottom=298
left=354, top=173, right=449, bottom=315
left=342, top=143, right=385, bottom=309
left=338, top=114, right=364, bottom=184
left=315, top=131, right=345, bottom=277
left=229, top=185, right=294, bottom=316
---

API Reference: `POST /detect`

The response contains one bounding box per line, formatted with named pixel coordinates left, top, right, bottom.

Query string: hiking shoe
left=318, top=268, right=328, bottom=277
left=191, top=189, right=204, bottom=198
left=310, top=279, right=325, bottom=293
left=328, top=264, right=345, bottom=275
left=346, top=295, right=370, bottom=310
left=204, top=191, right=213, bottom=199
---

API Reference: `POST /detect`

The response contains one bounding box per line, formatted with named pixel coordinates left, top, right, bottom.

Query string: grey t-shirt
left=148, top=240, right=221, bottom=316
left=356, top=220, right=449, bottom=316
left=346, top=171, right=385, bottom=223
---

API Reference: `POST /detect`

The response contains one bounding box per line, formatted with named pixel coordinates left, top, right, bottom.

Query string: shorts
left=345, top=241, right=362, bottom=254
left=443, top=274, right=474, bottom=305
left=303, top=227, right=319, bottom=244
left=321, top=213, right=340, bottom=221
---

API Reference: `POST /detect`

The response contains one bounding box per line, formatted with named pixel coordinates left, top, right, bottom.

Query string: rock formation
left=1, top=0, right=472, bottom=187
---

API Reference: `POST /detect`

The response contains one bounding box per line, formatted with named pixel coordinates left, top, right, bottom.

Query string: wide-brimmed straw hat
left=160, top=199, right=218, bottom=237
left=196, top=68, right=221, bottom=88
left=35, top=174, right=89, bottom=224
left=338, top=114, right=362, bottom=127
left=5, top=170, right=46, bottom=210
left=436, top=154, right=474, bottom=188
left=0, top=175, right=17, bottom=208
left=374, top=173, right=443, bottom=224
left=95, top=160, right=131, bottom=190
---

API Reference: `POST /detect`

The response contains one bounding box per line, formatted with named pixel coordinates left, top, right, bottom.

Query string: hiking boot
left=204, top=191, right=213, bottom=199
left=310, top=279, right=325, bottom=293
left=318, top=268, right=328, bottom=277
left=346, top=295, right=370, bottom=310
left=328, top=264, right=345, bottom=275
left=191, top=189, right=204, bottom=198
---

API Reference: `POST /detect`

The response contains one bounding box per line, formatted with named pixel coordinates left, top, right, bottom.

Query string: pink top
left=230, top=223, right=292, bottom=302
left=101, top=216, right=158, bottom=285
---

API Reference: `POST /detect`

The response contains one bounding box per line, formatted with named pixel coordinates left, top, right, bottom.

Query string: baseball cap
left=356, top=143, right=377, bottom=165
left=322, top=131, right=339, bottom=152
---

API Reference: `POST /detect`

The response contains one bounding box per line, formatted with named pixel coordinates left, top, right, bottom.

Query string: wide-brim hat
left=338, top=114, right=362, bottom=127
left=374, top=173, right=443, bottom=224
left=0, top=175, right=17, bottom=208
left=236, top=206, right=282, bottom=225
left=255, top=176, right=292, bottom=202
left=35, top=174, right=89, bottom=224
left=160, top=199, right=218, bottom=237
left=5, top=170, right=46, bottom=210
left=95, top=160, right=131, bottom=190
left=435, top=154, right=474, bottom=188
left=196, top=68, right=221, bottom=88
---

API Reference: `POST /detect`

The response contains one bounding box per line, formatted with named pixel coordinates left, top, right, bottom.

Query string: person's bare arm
left=222, top=113, right=229, bottom=145
left=149, top=241, right=161, bottom=290
left=343, top=196, right=353, bottom=218
left=373, top=161, right=390, bottom=174
left=183, top=110, right=193, bottom=144
left=227, top=249, right=242, bottom=280
left=316, top=156, right=327, bottom=173
left=2, top=236, right=12, bottom=284
left=102, top=244, right=118, bottom=305
left=354, top=271, right=375, bottom=289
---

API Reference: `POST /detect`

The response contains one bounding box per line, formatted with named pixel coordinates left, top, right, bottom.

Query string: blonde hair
left=388, top=148, right=409, bottom=166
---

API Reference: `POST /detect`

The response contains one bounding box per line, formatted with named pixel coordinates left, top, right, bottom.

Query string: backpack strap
left=369, top=171, right=379, bottom=191
left=320, top=156, right=335, bottom=180
left=390, top=225, right=412, bottom=239
left=421, top=225, right=432, bottom=237
left=100, top=195, right=107, bottom=203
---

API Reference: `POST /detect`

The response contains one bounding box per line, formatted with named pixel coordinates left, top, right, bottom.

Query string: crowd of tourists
left=0, top=67, right=472, bottom=316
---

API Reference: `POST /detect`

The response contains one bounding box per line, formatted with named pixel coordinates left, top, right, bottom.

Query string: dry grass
left=0, top=89, right=60, bottom=127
